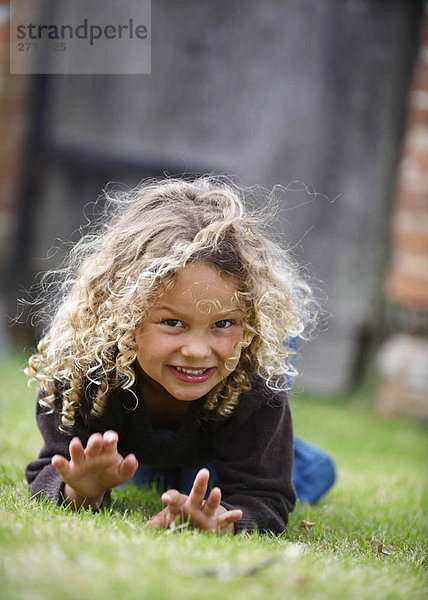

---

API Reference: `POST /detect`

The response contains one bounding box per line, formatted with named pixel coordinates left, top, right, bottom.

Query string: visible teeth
left=176, top=367, right=208, bottom=374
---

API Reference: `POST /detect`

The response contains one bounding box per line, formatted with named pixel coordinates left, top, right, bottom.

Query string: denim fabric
left=130, top=462, right=217, bottom=499
left=128, top=436, right=335, bottom=504
left=292, top=436, right=336, bottom=504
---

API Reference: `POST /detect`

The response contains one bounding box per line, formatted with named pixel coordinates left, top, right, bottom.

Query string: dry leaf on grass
left=372, top=538, right=395, bottom=556
left=299, top=520, right=316, bottom=530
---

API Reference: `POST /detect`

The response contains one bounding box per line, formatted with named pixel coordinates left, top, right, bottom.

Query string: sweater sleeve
left=25, top=390, right=75, bottom=504
left=25, top=389, right=111, bottom=507
left=212, top=387, right=296, bottom=535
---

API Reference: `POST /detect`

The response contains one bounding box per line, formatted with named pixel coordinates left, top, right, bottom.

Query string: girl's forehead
left=156, top=262, right=241, bottom=308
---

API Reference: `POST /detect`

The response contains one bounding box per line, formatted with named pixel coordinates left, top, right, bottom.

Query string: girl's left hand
left=146, top=468, right=242, bottom=534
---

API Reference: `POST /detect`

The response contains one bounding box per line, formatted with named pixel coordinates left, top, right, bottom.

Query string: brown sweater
left=25, top=375, right=296, bottom=534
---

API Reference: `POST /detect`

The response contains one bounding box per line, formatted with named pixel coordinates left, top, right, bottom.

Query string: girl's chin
left=172, top=395, right=201, bottom=402
left=169, top=385, right=212, bottom=402
left=167, top=382, right=220, bottom=403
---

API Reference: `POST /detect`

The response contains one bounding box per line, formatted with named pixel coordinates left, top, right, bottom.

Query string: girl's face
left=135, top=262, right=244, bottom=404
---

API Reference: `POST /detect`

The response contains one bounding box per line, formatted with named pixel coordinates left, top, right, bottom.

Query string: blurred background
left=0, top=0, right=427, bottom=418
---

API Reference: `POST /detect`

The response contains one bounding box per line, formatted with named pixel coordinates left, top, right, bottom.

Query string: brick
left=392, top=227, right=428, bottom=254
left=406, top=105, right=428, bottom=128
left=413, top=62, right=428, bottom=91
left=394, top=188, right=428, bottom=210
left=396, top=172, right=428, bottom=193
left=385, top=271, right=428, bottom=309
left=0, top=26, right=9, bottom=45
left=395, top=210, right=428, bottom=230
left=406, top=126, right=428, bottom=150
left=398, top=147, right=428, bottom=178
left=393, top=251, right=428, bottom=275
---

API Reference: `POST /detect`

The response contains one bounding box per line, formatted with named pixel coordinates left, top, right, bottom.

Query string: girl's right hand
left=52, top=430, right=138, bottom=509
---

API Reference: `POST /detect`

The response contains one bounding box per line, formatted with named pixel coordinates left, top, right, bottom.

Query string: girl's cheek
left=221, top=336, right=240, bottom=354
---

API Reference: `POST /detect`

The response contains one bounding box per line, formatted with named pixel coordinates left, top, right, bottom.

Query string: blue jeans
left=128, top=436, right=336, bottom=504
left=292, top=436, right=336, bottom=503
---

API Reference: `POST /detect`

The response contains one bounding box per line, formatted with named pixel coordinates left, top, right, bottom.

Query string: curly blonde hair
left=26, top=176, right=317, bottom=431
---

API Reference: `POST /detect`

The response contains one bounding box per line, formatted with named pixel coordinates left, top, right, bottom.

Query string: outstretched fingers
left=68, top=436, right=85, bottom=464
left=51, top=453, right=71, bottom=479
left=217, top=508, right=243, bottom=530
left=188, top=468, right=210, bottom=508
left=202, top=486, right=222, bottom=518
left=161, top=489, right=188, bottom=510
left=161, top=489, right=193, bottom=526
left=102, top=430, right=119, bottom=454
left=118, top=453, right=138, bottom=481
left=85, top=433, right=103, bottom=458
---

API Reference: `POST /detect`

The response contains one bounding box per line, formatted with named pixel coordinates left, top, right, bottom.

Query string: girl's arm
left=211, top=385, right=296, bottom=534
left=25, top=389, right=138, bottom=509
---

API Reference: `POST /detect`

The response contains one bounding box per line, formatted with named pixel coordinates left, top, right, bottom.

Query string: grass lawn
left=0, top=351, right=426, bottom=599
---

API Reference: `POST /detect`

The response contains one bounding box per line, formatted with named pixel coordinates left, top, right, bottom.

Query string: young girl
left=25, top=176, right=331, bottom=534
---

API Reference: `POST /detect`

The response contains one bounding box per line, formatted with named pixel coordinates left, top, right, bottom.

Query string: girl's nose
left=181, top=334, right=211, bottom=360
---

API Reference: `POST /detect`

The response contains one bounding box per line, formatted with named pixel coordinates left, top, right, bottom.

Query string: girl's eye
left=213, top=319, right=233, bottom=329
left=162, top=319, right=182, bottom=327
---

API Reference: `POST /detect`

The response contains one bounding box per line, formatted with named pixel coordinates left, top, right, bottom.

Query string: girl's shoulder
left=217, top=374, right=288, bottom=427
left=208, top=375, right=289, bottom=439
left=241, top=374, right=288, bottom=409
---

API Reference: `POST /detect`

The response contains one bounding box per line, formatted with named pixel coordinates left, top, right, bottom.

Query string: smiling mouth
left=174, top=366, right=210, bottom=374
left=168, top=365, right=216, bottom=383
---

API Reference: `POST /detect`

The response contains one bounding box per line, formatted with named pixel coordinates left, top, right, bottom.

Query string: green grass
left=0, top=351, right=426, bottom=599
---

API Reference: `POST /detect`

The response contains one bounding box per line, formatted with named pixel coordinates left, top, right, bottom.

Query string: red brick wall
left=385, top=12, right=428, bottom=311
left=376, top=10, right=428, bottom=418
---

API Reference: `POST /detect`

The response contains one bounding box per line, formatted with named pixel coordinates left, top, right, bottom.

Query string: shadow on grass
left=109, top=482, right=164, bottom=517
